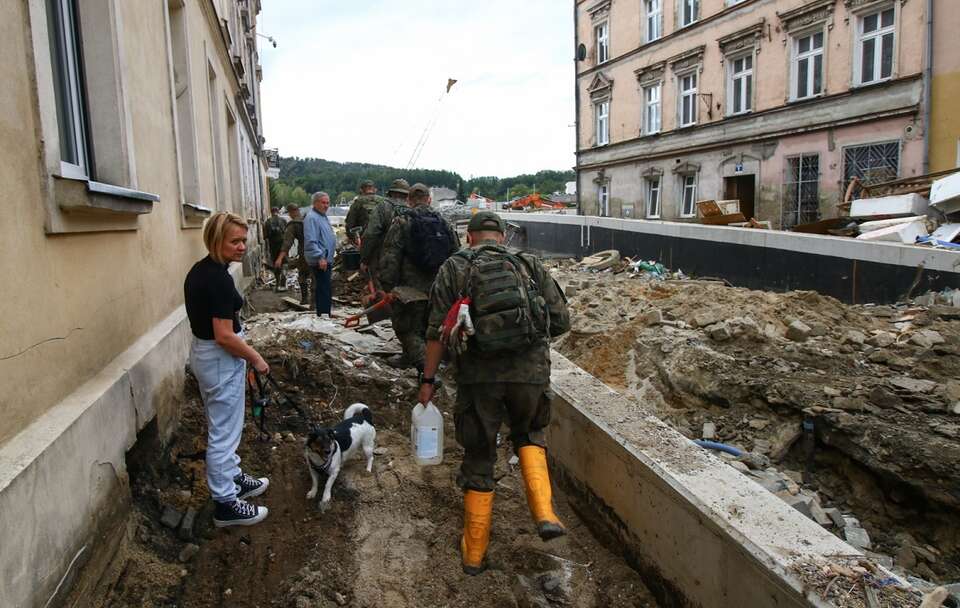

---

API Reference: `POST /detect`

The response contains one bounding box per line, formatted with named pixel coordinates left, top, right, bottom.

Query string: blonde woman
left=184, top=212, right=270, bottom=527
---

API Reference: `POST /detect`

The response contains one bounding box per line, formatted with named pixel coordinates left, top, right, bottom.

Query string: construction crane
left=405, top=78, right=458, bottom=170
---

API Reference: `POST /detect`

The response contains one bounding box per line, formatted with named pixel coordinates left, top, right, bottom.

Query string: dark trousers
left=312, top=265, right=332, bottom=316
left=390, top=301, right=429, bottom=368
left=454, top=382, right=551, bottom=492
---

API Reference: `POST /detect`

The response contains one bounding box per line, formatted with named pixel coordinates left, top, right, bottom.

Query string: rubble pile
left=551, top=259, right=960, bottom=589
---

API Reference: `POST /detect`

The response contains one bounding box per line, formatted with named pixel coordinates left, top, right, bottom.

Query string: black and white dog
left=304, top=403, right=376, bottom=510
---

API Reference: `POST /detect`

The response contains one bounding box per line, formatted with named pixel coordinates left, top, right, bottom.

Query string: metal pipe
left=922, top=0, right=934, bottom=173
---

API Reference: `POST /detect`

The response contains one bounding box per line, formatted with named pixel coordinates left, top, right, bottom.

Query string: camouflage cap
left=467, top=211, right=505, bottom=234
left=359, top=179, right=376, bottom=190
left=408, top=183, right=430, bottom=197
left=387, top=178, right=410, bottom=195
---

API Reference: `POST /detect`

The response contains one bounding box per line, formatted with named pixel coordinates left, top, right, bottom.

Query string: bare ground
left=87, top=283, right=657, bottom=608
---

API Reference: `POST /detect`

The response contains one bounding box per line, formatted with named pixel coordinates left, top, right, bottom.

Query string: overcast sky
left=257, top=1, right=575, bottom=178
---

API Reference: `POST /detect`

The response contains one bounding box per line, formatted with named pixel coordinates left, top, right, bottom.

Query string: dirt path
left=92, top=285, right=658, bottom=608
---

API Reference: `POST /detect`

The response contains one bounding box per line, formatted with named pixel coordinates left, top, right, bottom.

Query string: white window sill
left=853, top=77, right=893, bottom=89
left=727, top=110, right=753, bottom=118
left=788, top=94, right=824, bottom=104
left=46, top=174, right=159, bottom=234
left=678, top=123, right=697, bottom=129
left=646, top=215, right=662, bottom=220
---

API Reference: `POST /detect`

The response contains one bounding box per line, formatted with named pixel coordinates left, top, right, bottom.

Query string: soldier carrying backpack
left=417, top=211, right=571, bottom=576
left=378, top=183, right=460, bottom=371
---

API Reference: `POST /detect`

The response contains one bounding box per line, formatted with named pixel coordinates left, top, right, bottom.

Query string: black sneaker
left=234, top=472, right=269, bottom=500
left=213, top=499, right=268, bottom=527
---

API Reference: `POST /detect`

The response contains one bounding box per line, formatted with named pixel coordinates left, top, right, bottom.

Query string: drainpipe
left=574, top=2, right=583, bottom=216
left=922, top=0, right=933, bottom=174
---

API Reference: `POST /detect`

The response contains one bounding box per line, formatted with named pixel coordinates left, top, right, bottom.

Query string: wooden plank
left=281, top=297, right=310, bottom=311
left=700, top=213, right=746, bottom=225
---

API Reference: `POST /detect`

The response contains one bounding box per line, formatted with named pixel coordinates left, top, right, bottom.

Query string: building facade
left=0, top=1, right=269, bottom=605
left=574, top=0, right=959, bottom=228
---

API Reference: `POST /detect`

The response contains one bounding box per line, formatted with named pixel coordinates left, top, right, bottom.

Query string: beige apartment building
left=0, top=1, right=269, bottom=606
left=575, top=0, right=959, bottom=228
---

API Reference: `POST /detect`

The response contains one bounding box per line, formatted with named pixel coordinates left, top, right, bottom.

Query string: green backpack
left=456, top=245, right=550, bottom=354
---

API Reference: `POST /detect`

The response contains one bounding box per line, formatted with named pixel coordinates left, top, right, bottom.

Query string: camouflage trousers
left=454, top=382, right=551, bottom=492
left=390, top=301, right=428, bottom=368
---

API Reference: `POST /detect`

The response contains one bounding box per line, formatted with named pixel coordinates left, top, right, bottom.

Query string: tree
left=508, top=183, right=532, bottom=198
left=338, top=191, right=356, bottom=205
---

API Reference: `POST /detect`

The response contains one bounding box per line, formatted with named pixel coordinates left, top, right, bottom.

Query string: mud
left=88, top=284, right=657, bottom=608
left=553, top=260, right=960, bottom=587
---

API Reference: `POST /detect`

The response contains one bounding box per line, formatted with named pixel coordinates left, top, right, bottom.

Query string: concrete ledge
left=547, top=352, right=855, bottom=608
left=502, top=213, right=960, bottom=303
left=0, top=306, right=191, bottom=608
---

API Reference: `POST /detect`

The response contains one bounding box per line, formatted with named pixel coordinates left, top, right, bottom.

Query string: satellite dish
left=576, top=44, right=587, bottom=61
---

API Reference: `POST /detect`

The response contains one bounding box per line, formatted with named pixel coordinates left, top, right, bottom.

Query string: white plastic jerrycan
left=411, top=401, right=443, bottom=466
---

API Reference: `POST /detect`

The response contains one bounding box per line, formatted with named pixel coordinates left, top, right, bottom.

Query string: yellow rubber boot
left=518, top=445, right=566, bottom=541
left=461, top=490, right=494, bottom=575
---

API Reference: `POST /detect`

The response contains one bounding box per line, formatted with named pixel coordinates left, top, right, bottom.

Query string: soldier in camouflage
left=359, top=178, right=410, bottom=281
left=264, top=207, right=288, bottom=291
left=274, top=204, right=312, bottom=305
left=417, top=211, right=571, bottom=576
left=378, top=183, right=459, bottom=371
left=345, top=179, right=384, bottom=246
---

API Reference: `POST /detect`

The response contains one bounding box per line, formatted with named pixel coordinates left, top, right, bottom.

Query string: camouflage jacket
left=425, top=242, right=570, bottom=385
left=264, top=215, right=287, bottom=247
left=345, top=194, right=385, bottom=240
left=359, top=197, right=408, bottom=265
left=379, top=206, right=460, bottom=295
left=279, top=218, right=309, bottom=271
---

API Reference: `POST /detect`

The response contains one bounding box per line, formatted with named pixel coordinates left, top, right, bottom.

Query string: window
left=596, top=21, right=610, bottom=64
left=167, top=0, right=202, bottom=209
left=645, top=178, right=661, bottom=218
left=207, top=63, right=225, bottom=208
left=645, top=0, right=662, bottom=42
left=727, top=54, right=753, bottom=115
left=644, top=84, right=661, bottom=134
left=843, top=142, right=899, bottom=190
left=792, top=31, right=824, bottom=100
left=783, top=154, right=820, bottom=228
left=680, top=0, right=700, bottom=27
left=599, top=184, right=610, bottom=217
left=679, top=73, right=698, bottom=127
left=855, top=6, right=895, bottom=85
left=45, top=0, right=89, bottom=179
left=596, top=101, right=610, bottom=146
left=680, top=174, right=697, bottom=216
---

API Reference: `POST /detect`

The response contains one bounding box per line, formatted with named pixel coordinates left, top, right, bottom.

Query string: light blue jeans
left=190, top=337, right=246, bottom=503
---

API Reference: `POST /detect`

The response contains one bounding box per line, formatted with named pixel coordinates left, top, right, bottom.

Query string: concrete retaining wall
left=504, top=213, right=960, bottom=304
left=0, top=306, right=192, bottom=608
left=547, top=352, right=853, bottom=608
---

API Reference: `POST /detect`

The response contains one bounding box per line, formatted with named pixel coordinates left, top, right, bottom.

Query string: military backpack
left=405, top=208, right=457, bottom=273
left=456, top=245, right=550, bottom=353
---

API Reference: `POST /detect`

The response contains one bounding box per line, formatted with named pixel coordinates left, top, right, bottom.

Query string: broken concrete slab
left=808, top=502, right=833, bottom=527
left=910, top=330, right=945, bottom=349
left=823, top=507, right=846, bottom=528
left=786, top=320, right=811, bottom=342
left=855, top=219, right=928, bottom=244
left=858, top=215, right=929, bottom=233
left=178, top=507, right=197, bottom=541
left=844, top=525, right=872, bottom=550
left=160, top=505, right=183, bottom=529
left=889, top=377, right=938, bottom=394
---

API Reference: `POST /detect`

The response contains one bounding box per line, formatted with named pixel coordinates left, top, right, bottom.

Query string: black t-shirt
left=184, top=256, right=243, bottom=340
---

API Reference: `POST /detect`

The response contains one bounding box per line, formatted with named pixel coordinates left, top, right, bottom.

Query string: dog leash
left=247, top=370, right=316, bottom=433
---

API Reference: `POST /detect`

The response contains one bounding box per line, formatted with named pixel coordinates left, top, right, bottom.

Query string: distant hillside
left=269, top=157, right=574, bottom=206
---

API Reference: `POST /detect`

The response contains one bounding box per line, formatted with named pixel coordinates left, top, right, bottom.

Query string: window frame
left=46, top=0, right=90, bottom=181
left=645, top=177, right=662, bottom=218
left=853, top=4, right=896, bottom=87
left=783, top=153, right=821, bottom=228
left=595, top=20, right=610, bottom=64
left=598, top=184, right=610, bottom=217
left=643, top=83, right=662, bottom=135
left=790, top=28, right=825, bottom=102
left=595, top=100, right=610, bottom=146
left=842, top=140, right=901, bottom=191
left=678, top=71, right=698, bottom=128
left=679, top=173, right=698, bottom=217
left=679, top=0, right=700, bottom=28
left=726, top=52, right=754, bottom=116
left=645, top=0, right=663, bottom=43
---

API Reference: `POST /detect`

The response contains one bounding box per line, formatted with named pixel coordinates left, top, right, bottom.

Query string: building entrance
left=724, top=175, right=756, bottom=221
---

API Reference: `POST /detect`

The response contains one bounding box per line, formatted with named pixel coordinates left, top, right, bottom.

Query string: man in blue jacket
left=303, top=191, right=337, bottom=317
